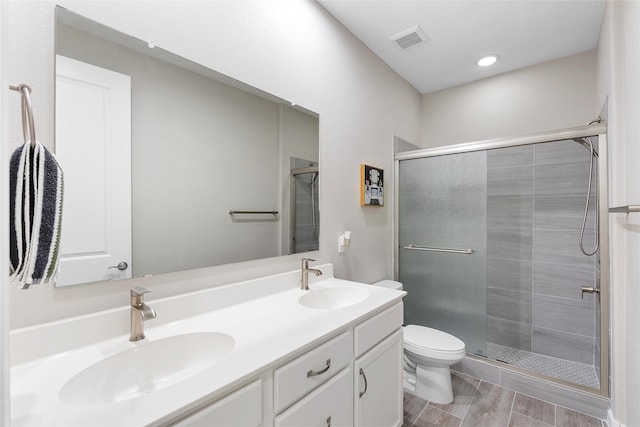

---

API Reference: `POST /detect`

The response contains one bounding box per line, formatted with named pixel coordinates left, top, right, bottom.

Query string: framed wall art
left=360, top=164, right=384, bottom=206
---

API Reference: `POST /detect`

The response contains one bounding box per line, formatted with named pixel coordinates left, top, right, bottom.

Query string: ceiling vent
left=390, top=25, right=428, bottom=51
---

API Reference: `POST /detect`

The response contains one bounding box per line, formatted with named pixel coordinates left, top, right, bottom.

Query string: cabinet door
left=172, top=380, right=262, bottom=427
left=354, top=329, right=403, bottom=427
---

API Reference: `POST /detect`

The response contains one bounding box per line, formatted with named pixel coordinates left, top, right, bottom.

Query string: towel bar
left=608, top=205, right=640, bottom=213
left=403, top=245, right=475, bottom=255
left=9, top=83, right=36, bottom=147
left=229, top=210, right=279, bottom=215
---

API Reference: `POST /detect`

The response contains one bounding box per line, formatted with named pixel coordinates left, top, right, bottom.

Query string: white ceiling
left=317, top=0, right=605, bottom=94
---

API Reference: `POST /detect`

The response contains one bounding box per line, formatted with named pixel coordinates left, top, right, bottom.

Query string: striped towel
left=9, top=141, right=64, bottom=288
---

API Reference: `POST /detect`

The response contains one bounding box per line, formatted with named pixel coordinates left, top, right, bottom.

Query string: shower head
left=573, top=137, right=599, bottom=158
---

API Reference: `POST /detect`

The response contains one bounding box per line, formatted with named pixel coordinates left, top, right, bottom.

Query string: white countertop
left=10, top=265, right=405, bottom=426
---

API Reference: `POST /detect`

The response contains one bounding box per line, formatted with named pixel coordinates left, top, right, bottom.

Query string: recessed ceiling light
left=477, top=55, right=499, bottom=67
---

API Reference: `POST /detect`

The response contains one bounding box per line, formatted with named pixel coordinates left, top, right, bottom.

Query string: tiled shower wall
left=291, top=157, right=319, bottom=253
left=486, top=140, right=599, bottom=365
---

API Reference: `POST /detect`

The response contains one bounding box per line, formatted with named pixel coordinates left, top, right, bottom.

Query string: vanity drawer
left=275, top=368, right=351, bottom=427
left=274, top=331, right=352, bottom=412
left=354, top=302, right=403, bottom=358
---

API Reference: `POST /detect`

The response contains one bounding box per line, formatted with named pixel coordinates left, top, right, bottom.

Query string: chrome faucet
left=129, top=287, right=157, bottom=342
left=301, top=258, right=323, bottom=290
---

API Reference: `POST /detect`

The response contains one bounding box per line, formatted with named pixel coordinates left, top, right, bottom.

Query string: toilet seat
left=403, top=325, right=465, bottom=359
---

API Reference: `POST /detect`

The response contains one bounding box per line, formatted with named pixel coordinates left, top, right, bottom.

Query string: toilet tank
left=372, top=280, right=403, bottom=290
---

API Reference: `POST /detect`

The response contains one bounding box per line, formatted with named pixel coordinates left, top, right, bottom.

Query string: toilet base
left=406, top=364, right=454, bottom=404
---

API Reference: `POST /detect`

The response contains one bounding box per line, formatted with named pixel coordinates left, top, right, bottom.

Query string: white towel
left=9, top=141, right=64, bottom=288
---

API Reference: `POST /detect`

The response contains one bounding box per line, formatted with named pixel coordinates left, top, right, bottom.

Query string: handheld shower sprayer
left=573, top=137, right=599, bottom=256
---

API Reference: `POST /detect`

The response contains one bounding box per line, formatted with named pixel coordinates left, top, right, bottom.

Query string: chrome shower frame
left=393, top=123, right=610, bottom=398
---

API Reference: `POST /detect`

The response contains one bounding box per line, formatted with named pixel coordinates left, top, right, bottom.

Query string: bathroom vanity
left=10, top=264, right=405, bottom=426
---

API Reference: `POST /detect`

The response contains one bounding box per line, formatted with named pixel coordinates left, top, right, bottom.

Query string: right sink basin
left=299, top=286, right=369, bottom=310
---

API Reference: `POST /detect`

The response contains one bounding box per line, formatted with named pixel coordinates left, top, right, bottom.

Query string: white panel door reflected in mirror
left=55, top=55, right=132, bottom=286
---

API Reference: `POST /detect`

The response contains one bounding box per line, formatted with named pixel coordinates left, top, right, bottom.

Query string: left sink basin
left=59, top=332, right=234, bottom=405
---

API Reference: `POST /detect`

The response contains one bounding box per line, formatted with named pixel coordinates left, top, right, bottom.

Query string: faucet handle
left=131, top=286, right=150, bottom=296
left=302, top=257, right=316, bottom=266
left=130, top=287, right=151, bottom=306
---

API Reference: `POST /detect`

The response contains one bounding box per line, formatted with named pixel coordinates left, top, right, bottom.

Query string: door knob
left=108, top=261, right=129, bottom=271
left=581, top=286, right=600, bottom=299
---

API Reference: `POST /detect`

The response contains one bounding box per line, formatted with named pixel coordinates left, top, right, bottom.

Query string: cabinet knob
left=326, top=416, right=331, bottom=427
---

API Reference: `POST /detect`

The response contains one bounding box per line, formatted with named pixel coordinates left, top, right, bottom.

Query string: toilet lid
left=373, top=280, right=403, bottom=290
left=404, top=325, right=465, bottom=353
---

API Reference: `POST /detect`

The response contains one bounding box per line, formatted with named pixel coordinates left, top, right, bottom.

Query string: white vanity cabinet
left=12, top=267, right=407, bottom=427
left=353, top=303, right=404, bottom=427
left=172, top=379, right=262, bottom=427
left=170, top=303, right=404, bottom=427
left=354, top=330, right=403, bottom=427
left=273, top=302, right=404, bottom=427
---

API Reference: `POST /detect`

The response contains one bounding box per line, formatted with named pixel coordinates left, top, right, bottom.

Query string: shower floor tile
left=487, top=343, right=600, bottom=389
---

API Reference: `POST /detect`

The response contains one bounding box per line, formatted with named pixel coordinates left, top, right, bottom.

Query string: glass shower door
left=398, top=151, right=488, bottom=357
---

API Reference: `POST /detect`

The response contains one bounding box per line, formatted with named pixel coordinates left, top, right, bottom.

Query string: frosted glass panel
left=399, top=151, right=487, bottom=357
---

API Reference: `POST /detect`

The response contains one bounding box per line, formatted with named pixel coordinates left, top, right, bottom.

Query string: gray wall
left=421, top=50, right=597, bottom=148
left=486, top=140, right=598, bottom=365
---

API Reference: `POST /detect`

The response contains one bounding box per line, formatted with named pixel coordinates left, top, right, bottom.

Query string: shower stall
left=394, top=124, right=609, bottom=397
left=290, top=158, right=320, bottom=254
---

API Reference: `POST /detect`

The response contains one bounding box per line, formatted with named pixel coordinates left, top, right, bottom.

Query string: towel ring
left=10, top=83, right=37, bottom=148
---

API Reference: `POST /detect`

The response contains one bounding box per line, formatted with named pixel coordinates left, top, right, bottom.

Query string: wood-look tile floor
left=403, top=372, right=604, bottom=427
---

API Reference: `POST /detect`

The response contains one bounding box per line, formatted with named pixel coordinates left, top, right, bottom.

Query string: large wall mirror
left=54, top=7, right=320, bottom=287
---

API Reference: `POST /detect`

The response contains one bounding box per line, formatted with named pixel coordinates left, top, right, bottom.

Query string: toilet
left=373, top=280, right=466, bottom=404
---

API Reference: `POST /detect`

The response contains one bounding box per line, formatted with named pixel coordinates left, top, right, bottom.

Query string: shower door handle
left=581, top=286, right=600, bottom=298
